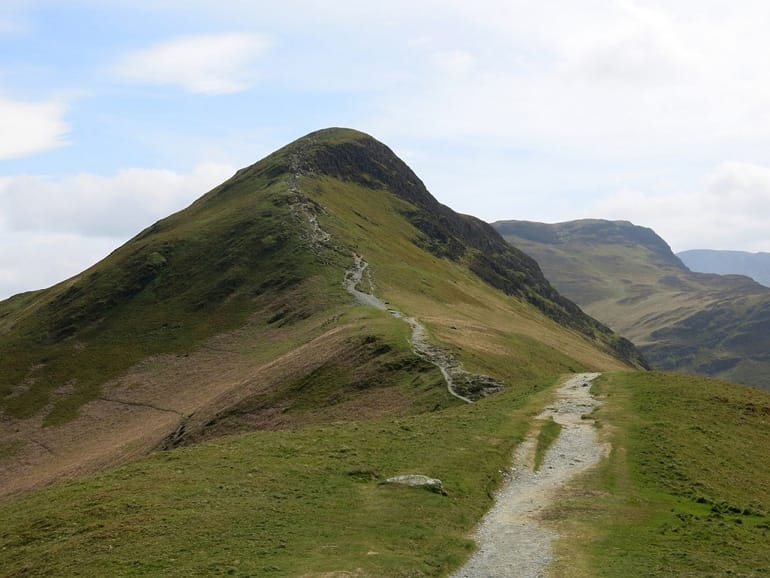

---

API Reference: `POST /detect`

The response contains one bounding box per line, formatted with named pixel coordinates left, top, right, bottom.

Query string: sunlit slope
left=1, top=371, right=766, bottom=576
left=550, top=372, right=770, bottom=577
left=1, top=129, right=642, bottom=498
left=2, top=131, right=762, bottom=577
left=0, top=377, right=555, bottom=576
left=495, top=219, right=770, bottom=390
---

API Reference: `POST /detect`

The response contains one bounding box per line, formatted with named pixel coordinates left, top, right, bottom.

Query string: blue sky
left=3, top=0, right=770, bottom=298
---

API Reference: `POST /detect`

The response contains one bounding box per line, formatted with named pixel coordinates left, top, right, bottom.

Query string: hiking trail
left=453, top=372, right=606, bottom=577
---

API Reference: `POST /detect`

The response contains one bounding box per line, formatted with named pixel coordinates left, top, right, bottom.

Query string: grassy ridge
left=0, top=172, right=336, bottom=425
left=548, top=372, right=770, bottom=577
left=310, top=174, right=633, bottom=383
left=1, top=131, right=637, bottom=431
left=5, top=371, right=767, bottom=576
left=0, top=378, right=557, bottom=577
left=1, top=125, right=767, bottom=576
left=1, top=129, right=637, bottom=500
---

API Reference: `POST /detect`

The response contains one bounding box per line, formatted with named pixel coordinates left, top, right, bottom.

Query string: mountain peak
left=292, top=127, right=438, bottom=209
left=219, top=127, right=437, bottom=212
left=298, top=126, right=374, bottom=144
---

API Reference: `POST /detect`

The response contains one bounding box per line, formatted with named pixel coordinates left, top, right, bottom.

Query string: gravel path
left=343, top=254, right=503, bottom=402
left=452, top=373, right=606, bottom=578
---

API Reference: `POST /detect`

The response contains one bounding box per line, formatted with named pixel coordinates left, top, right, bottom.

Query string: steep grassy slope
left=679, top=249, right=770, bottom=288
left=548, top=372, right=770, bottom=577
left=494, top=219, right=770, bottom=390
left=0, top=129, right=641, bottom=498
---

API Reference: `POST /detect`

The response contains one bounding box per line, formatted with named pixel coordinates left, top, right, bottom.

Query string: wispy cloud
left=0, top=18, right=21, bottom=35
left=588, top=162, right=770, bottom=252
left=0, top=231, right=117, bottom=298
left=0, top=161, right=236, bottom=298
left=0, top=97, right=69, bottom=159
left=0, top=162, right=235, bottom=237
left=113, top=33, right=270, bottom=95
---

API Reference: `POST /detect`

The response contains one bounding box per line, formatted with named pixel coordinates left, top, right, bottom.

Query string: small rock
left=383, top=474, right=447, bottom=495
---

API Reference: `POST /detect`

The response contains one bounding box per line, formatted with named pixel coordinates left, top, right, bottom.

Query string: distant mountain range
left=494, top=219, right=770, bottom=390
left=678, top=249, right=770, bottom=287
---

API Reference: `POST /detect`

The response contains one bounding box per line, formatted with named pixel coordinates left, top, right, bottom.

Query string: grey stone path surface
left=344, top=253, right=504, bottom=402
left=452, top=373, right=606, bottom=578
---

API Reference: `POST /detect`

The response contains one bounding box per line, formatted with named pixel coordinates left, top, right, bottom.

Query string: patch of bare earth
left=0, top=317, right=411, bottom=500
left=453, top=373, right=607, bottom=578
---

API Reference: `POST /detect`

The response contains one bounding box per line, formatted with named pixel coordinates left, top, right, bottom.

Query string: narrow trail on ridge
left=453, top=372, right=607, bottom=578
left=344, top=253, right=492, bottom=403
left=285, top=143, right=502, bottom=402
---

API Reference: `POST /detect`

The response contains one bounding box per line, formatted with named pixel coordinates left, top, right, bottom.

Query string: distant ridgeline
left=678, top=249, right=770, bottom=288
left=495, top=218, right=770, bottom=390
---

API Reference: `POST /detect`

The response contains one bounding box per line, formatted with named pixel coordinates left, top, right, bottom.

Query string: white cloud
left=0, top=161, right=236, bottom=298
left=0, top=97, right=69, bottom=159
left=7, top=0, right=770, bottom=270
left=707, top=161, right=770, bottom=209
left=352, top=0, right=770, bottom=159
left=564, top=2, right=695, bottom=87
left=0, top=231, right=118, bottom=299
left=434, top=49, right=473, bottom=75
left=0, top=162, right=235, bottom=237
left=587, top=162, right=770, bottom=252
left=0, top=19, right=20, bottom=35
left=114, top=33, right=270, bottom=94
left=92, top=2, right=770, bottom=157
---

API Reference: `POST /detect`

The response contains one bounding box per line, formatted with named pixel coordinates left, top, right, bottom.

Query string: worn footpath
left=453, top=373, right=607, bottom=578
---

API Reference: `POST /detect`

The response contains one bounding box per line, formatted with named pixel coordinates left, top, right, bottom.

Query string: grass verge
left=533, top=417, right=562, bottom=472
left=548, top=371, right=770, bottom=578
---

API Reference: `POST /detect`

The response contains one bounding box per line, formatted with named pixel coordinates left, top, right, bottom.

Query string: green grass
left=0, top=169, right=343, bottom=424
left=0, top=129, right=647, bottom=574
left=548, top=371, right=770, bottom=578
left=309, top=174, right=631, bottom=381
left=533, top=417, right=562, bottom=472
left=0, top=130, right=633, bottom=429
left=0, top=377, right=557, bottom=577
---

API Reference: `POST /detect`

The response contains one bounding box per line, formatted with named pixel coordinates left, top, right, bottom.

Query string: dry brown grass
left=0, top=307, right=430, bottom=500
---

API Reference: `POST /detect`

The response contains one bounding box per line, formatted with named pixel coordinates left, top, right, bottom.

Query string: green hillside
left=1, top=130, right=766, bottom=576
left=0, top=129, right=640, bottom=498
left=550, top=372, right=770, bottom=578
left=494, top=219, right=770, bottom=390
left=1, top=371, right=767, bottom=576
